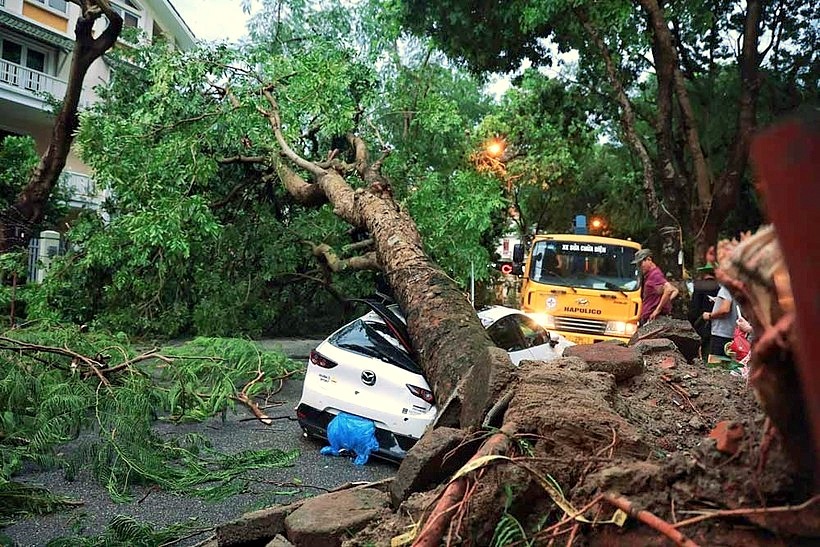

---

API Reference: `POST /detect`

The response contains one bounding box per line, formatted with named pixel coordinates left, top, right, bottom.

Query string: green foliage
left=0, top=482, right=80, bottom=526
left=490, top=484, right=536, bottom=547
left=492, top=512, right=531, bottom=547
left=0, top=325, right=301, bottom=520
left=406, top=170, right=505, bottom=284
left=46, top=514, right=208, bottom=547
left=0, top=134, right=70, bottom=233
left=0, top=136, right=38, bottom=210
left=17, top=1, right=502, bottom=336
left=400, top=0, right=815, bottom=261
left=159, top=336, right=297, bottom=421
left=469, top=69, right=652, bottom=240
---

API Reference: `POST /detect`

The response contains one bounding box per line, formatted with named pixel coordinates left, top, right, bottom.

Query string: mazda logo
left=576, top=298, right=589, bottom=305
left=361, top=370, right=376, bottom=386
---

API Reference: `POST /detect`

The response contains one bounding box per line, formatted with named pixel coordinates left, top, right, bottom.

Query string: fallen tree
left=261, top=92, right=513, bottom=431
left=206, top=116, right=819, bottom=545
left=21, top=15, right=815, bottom=543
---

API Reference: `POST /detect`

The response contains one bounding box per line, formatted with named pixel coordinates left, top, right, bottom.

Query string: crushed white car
left=296, top=303, right=572, bottom=461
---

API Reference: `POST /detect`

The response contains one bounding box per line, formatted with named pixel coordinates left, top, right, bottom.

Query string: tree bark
left=260, top=92, right=514, bottom=429
left=0, top=1, right=122, bottom=252
left=638, top=0, right=762, bottom=268
left=711, top=0, right=762, bottom=223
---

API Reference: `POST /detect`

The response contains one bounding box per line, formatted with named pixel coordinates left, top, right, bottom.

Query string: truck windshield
left=528, top=240, right=640, bottom=291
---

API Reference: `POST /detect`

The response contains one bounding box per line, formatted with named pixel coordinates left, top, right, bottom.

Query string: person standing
left=633, top=249, right=679, bottom=326
left=689, top=263, right=720, bottom=358
left=702, top=284, right=739, bottom=363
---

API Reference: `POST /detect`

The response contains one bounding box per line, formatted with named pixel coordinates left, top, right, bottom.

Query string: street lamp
left=485, top=138, right=506, bottom=159
left=590, top=217, right=608, bottom=235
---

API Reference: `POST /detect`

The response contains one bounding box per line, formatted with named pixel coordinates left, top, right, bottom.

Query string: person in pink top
left=633, top=248, right=679, bottom=326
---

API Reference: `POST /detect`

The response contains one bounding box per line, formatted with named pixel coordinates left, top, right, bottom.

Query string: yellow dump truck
left=515, top=234, right=642, bottom=345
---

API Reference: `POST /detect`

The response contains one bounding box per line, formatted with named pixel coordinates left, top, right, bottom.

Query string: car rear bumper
left=295, top=403, right=418, bottom=462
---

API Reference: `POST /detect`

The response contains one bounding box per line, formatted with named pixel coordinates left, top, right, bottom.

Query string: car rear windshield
left=329, top=319, right=421, bottom=374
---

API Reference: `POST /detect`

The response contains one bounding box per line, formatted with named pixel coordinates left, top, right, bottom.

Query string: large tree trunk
left=638, top=0, right=762, bottom=268
left=707, top=0, right=762, bottom=235
left=0, top=1, right=122, bottom=252
left=262, top=92, right=514, bottom=429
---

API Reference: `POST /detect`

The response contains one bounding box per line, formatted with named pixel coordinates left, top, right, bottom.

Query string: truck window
left=529, top=240, right=639, bottom=291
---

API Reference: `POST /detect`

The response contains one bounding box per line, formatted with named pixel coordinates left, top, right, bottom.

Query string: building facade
left=0, top=0, right=195, bottom=209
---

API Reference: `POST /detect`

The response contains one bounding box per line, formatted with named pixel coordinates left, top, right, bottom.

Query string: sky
left=171, top=0, right=255, bottom=42
left=169, top=0, right=514, bottom=98
left=169, top=1, right=582, bottom=99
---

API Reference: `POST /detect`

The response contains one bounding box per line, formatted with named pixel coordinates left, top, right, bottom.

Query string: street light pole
left=470, top=260, right=475, bottom=306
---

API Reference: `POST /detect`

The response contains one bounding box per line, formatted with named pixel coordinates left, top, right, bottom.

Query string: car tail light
left=406, top=384, right=435, bottom=404
left=309, top=350, right=338, bottom=369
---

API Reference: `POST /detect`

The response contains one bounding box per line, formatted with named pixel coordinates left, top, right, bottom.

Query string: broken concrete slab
left=216, top=500, right=305, bottom=546
left=564, top=342, right=644, bottom=382
left=390, top=426, right=470, bottom=508
left=284, top=487, right=390, bottom=547
left=266, top=535, right=295, bottom=547
left=630, top=317, right=701, bottom=362
left=631, top=338, right=679, bottom=355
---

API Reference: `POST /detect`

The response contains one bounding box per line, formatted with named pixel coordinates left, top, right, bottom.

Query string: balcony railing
left=0, top=58, right=67, bottom=101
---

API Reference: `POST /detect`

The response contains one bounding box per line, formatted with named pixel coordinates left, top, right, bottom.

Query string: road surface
left=2, top=339, right=396, bottom=546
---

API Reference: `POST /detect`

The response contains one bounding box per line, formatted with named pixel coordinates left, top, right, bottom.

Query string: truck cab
left=516, top=234, right=642, bottom=345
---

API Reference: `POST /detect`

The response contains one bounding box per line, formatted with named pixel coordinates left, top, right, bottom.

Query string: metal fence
left=25, top=232, right=65, bottom=283
left=27, top=237, right=39, bottom=282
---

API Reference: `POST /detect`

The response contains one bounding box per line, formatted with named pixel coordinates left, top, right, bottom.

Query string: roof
left=477, top=306, right=521, bottom=327
left=0, top=11, right=74, bottom=51
left=146, top=0, right=196, bottom=49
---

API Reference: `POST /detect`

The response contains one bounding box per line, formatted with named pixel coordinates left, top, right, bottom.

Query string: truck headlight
left=605, top=321, right=637, bottom=337
left=530, top=313, right=556, bottom=329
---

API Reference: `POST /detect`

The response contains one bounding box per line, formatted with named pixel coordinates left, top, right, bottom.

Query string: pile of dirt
left=349, top=326, right=817, bottom=546
left=616, top=342, right=758, bottom=455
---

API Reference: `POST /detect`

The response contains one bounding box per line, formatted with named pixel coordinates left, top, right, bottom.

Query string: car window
left=329, top=319, right=421, bottom=374
left=515, top=315, right=550, bottom=348
left=486, top=317, right=526, bottom=352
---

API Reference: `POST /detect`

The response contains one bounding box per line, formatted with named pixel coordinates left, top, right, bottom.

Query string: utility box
left=35, top=230, right=61, bottom=283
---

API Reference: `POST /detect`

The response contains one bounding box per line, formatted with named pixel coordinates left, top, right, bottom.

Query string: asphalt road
left=1, top=339, right=396, bottom=546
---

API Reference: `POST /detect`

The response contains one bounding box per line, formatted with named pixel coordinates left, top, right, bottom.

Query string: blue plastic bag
left=320, top=412, right=380, bottom=465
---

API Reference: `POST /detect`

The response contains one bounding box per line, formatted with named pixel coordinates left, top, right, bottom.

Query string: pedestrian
left=633, top=248, right=679, bottom=326
left=702, top=284, right=738, bottom=364
left=688, top=263, right=719, bottom=358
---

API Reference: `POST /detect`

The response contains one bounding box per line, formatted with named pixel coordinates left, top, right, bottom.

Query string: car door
left=486, top=316, right=535, bottom=365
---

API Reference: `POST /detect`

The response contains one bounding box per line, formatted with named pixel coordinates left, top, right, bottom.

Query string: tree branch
left=310, top=242, right=380, bottom=272
left=260, top=88, right=326, bottom=178
left=271, top=157, right=327, bottom=206
left=577, top=9, right=660, bottom=221
left=342, top=238, right=374, bottom=253
left=217, top=155, right=268, bottom=165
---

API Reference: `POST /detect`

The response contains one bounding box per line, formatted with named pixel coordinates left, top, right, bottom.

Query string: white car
left=296, top=303, right=572, bottom=461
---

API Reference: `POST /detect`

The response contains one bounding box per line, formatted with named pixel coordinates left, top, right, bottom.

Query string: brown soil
left=348, top=342, right=818, bottom=546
